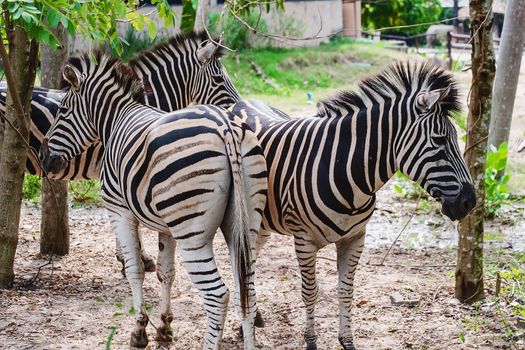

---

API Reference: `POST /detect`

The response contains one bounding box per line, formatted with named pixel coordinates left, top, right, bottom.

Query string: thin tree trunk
left=194, top=0, right=209, bottom=32
left=40, top=25, right=69, bottom=256
left=0, top=27, right=39, bottom=289
left=488, top=0, right=525, bottom=150
left=455, top=0, right=495, bottom=303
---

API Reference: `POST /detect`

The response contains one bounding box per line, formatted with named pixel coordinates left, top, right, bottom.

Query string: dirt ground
left=1, top=182, right=523, bottom=350
left=2, top=51, right=525, bottom=350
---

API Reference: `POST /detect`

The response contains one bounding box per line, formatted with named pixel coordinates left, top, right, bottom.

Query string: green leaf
left=115, top=1, right=127, bottom=18
left=47, top=11, right=60, bottom=28
left=147, top=19, right=157, bottom=39
left=66, top=18, right=76, bottom=37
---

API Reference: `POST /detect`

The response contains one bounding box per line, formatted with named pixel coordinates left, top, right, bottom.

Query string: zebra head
left=128, top=31, right=240, bottom=111
left=192, top=37, right=241, bottom=107
left=40, top=52, right=142, bottom=175
left=395, top=63, right=475, bottom=221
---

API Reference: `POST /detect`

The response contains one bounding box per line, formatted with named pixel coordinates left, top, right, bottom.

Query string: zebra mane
left=61, top=51, right=146, bottom=104
left=316, top=61, right=461, bottom=118
left=128, top=30, right=224, bottom=68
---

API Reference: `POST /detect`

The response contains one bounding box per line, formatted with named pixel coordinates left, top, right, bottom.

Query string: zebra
left=128, top=50, right=476, bottom=350
left=0, top=82, right=104, bottom=179
left=0, top=31, right=245, bottom=274
left=39, top=51, right=267, bottom=350
left=0, top=31, right=240, bottom=180
left=227, top=61, right=476, bottom=350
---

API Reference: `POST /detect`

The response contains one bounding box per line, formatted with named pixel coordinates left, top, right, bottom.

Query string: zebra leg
left=178, top=241, right=229, bottom=350
left=115, top=235, right=156, bottom=276
left=108, top=211, right=149, bottom=349
left=155, top=232, right=176, bottom=345
left=335, top=229, right=365, bottom=350
left=222, top=224, right=257, bottom=349
left=255, top=229, right=271, bottom=258
left=251, top=229, right=272, bottom=328
left=295, top=236, right=319, bottom=350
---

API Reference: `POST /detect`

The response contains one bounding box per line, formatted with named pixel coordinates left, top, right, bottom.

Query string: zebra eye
left=58, top=106, right=70, bottom=117
left=434, top=135, right=447, bottom=145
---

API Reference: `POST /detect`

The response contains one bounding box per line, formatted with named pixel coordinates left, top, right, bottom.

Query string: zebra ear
left=63, top=65, right=80, bottom=90
left=197, top=41, right=217, bottom=63
left=417, top=86, right=451, bottom=111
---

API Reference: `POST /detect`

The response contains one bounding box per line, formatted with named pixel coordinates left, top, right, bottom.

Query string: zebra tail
left=223, top=115, right=252, bottom=317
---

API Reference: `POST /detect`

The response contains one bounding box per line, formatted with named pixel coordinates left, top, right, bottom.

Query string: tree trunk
left=488, top=0, right=525, bottom=150
left=0, top=28, right=39, bottom=289
left=194, top=0, right=209, bottom=32
left=455, top=0, right=496, bottom=303
left=40, top=25, right=70, bottom=256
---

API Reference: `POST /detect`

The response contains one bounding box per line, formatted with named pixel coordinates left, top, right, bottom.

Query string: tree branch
left=0, top=33, right=28, bottom=136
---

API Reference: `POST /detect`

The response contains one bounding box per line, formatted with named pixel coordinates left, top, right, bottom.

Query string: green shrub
left=107, top=25, right=159, bottom=62
left=69, top=179, right=101, bottom=205
left=22, top=174, right=41, bottom=201
left=393, top=171, right=427, bottom=200
left=209, top=11, right=269, bottom=50
left=485, top=142, right=510, bottom=217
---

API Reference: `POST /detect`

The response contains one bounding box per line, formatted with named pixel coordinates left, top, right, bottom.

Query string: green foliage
left=485, top=142, right=510, bottom=217
left=69, top=179, right=101, bottom=205
left=180, top=0, right=197, bottom=34
left=22, top=174, right=41, bottom=201
left=485, top=251, right=525, bottom=344
left=393, top=171, right=427, bottom=200
left=209, top=11, right=269, bottom=50
left=0, top=0, right=177, bottom=55
left=227, top=0, right=284, bottom=16
left=222, top=39, right=402, bottom=95
left=362, top=0, right=442, bottom=35
left=105, top=25, right=159, bottom=62
left=451, top=111, right=467, bottom=131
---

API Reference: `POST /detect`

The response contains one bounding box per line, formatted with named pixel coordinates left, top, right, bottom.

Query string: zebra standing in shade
left=228, top=62, right=476, bottom=350
left=0, top=31, right=240, bottom=180
left=0, top=31, right=248, bottom=273
left=39, top=52, right=267, bottom=350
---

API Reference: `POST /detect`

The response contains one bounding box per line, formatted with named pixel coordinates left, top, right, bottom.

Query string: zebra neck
left=327, top=101, right=401, bottom=196
left=91, top=94, right=150, bottom=146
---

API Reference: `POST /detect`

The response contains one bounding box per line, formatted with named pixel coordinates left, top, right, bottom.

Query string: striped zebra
left=228, top=62, right=476, bottom=350
left=39, top=52, right=267, bottom=350
left=0, top=31, right=239, bottom=180
left=0, top=31, right=244, bottom=274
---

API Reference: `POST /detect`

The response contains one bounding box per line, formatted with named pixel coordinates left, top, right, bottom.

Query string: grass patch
left=223, top=38, right=406, bottom=97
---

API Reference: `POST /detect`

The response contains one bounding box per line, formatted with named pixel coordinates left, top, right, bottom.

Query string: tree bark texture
left=488, top=0, right=525, bottom=149
left=40, top=25, right=70, bottom=256
left=194, top=0, right=209, bottom=32
left=455, top=0, right=496, bottom=303
left=0, top=27, right=39, bottom=289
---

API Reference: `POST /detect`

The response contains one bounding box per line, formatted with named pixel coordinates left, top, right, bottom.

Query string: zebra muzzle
left=39, top=138, right=67, bottom=175
left=440, top=182, right=476, bottom=221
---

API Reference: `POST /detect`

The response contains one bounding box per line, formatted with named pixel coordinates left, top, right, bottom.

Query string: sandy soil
left=0, top=182, right=522, bottom=350
left=2, top=49, right=525, bottom=350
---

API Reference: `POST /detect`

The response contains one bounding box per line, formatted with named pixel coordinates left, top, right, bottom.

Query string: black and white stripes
left=230, top=61, right=475, bottom=350
left=39, top=52, right=267, bottom=350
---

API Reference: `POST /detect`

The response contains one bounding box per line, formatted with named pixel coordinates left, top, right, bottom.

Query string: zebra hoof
left=130, top=328, right=149, bottom=349
left=142, top=254, right=156, bottom=272
left=155, top=326, right=173, bottom=344
left=338, top=336, right=357, bottom=350
left=254, top=310, right=265, bottom=328
left=304, top=334, right=318, bottom=350
left=305, top=343, right=318, bottom=350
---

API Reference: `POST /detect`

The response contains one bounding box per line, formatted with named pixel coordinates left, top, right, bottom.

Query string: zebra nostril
left=461, top=197, right=474, bottom=212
